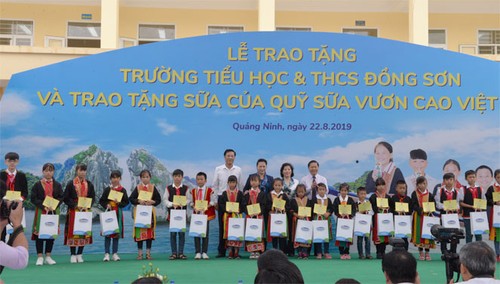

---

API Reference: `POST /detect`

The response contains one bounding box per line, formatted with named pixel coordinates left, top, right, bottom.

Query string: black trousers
left=217, top=195, right=226, bottom=255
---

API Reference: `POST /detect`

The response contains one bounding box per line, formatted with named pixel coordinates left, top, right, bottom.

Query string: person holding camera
left=0, top=198, right=29, bottom=281
left=454, top=241, right=500, bottom=284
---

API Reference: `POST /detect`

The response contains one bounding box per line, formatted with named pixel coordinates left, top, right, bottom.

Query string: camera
left=431, top=224, right=465, bottom=284
left=0, top=199, right=19, bottom=220
left=431, top=225, right=465, bottom=242
left=389, top=237, right=406, bottom=252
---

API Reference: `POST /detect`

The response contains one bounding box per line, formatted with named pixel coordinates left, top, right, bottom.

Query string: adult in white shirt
left=454, top=241, right=500, bottom=284
left=300, top=160, right=328, bottom=199
left=211, top=149, right=243, bottom=257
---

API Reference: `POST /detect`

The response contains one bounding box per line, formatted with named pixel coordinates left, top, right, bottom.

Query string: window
left=276, top=27, right=312, bottom=32
left=342, top=28, right=377, bottom=37
left=478, top=30, right=500, bottom=55
left=138, top=24, right=175, bottom=45
left=208, top=26, right=244, bottom=35
left=429, top=29, right=446, bottom=49
left=0, top=20, right=33, bottom=46
left=67, top=22, right=101, bottom=48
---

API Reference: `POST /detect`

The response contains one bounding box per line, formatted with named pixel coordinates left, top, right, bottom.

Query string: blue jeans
left=357, top=236, right=371, bottom=256
left=463, top=218, right=482, bottom=243
left=495, top=241, right=500, bottom=256
left=104, top=237, right=119, bottom=254
left=170, top=232, right=185, bottom=255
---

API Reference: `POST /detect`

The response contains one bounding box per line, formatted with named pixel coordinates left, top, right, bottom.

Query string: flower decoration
left=137, top=262, right=168, bottom=283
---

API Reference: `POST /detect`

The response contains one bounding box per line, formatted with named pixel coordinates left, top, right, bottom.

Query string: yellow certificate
left=376, top=198, right=389, bottom=208
left=226, top=202, right=240, bottom=213
left=443, top=200, right=458, bottom=211
left=42, top=196, right=60, bottom=210
left=339, top=204, right=352, bottom=215
left=298, top=206, right=311, bottom=217
left=138, top=190, right=153, bottom=201
left=247, top=204, right=261, bottom=216
left=108, top=190, right=124, bottom=202
left=358, top=202, right=372, bottom=213
left=395, top=202, right=409, bottom=213
left=473, top=198, right=487, bottom=210
left=272, top=199, right=286, bottom=211
left=314, top=204, right=327, bottom=215
left=77, top=197, right=92, bottom=209
left=423, top=202, right=436, bottom=213
left=4, top=191, right=22, bottom=201
left=173, top=195, right=187, bottom=206
left=195, top=200, right=208, bottom=211
left=493, top=192, right=500, bottom=202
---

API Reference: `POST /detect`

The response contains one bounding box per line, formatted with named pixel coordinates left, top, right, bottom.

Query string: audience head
left=255, top=249, right=304, bottom=284
left=459, top=241, right=496, bottom=281
left=382, top=250, right=418, bottom=284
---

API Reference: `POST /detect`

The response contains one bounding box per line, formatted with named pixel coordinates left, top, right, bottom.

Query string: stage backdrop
left=1, top=32, right=499, bottom=215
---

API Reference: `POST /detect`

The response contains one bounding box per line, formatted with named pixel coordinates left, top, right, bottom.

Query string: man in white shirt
left=455, top=241, right=500, bottom=284
left=300, top=160, right=328, bottom=198
left=211, top=149, right=243, bottom=257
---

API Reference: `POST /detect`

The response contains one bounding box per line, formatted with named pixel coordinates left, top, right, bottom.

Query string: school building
left=0, top=0, right=499, bottom=96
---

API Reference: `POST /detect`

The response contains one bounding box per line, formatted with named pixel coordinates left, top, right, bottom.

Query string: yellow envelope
left=339, top=204, right=352, bottom=215
left=314, top=204, right=327, bottom=215
left=493, top=192, right=500, bottom=202
left=247, top=204, right=261, bottom=215
left=395, top=202, right=409, bottom=213
left=376, top=198, right=389, bottom=208
left=298, top=206, right=311, bottom=217
left=108, top=190, right=124, bottom=202
left=227, top=202, right=240, bottom=213
left=42, top=196, right=60, bottom=210
left=272, top=199, right=286, bottom=210
left=4, top=191, right=22, bottom=201
left=423, top=202, right=436, bottom=213
left=138, top=190, right=153, bottom=201
left=358, top=202, right=372, bottom=213
left=173, top=195, right=187, bottom=206
left=77, top=197, right=92, bottom=209
left=195, top=200, right=208, bottom=211
left=473, top=198, right=487, bottom=210
left=443, top=200, right=458, bottom=211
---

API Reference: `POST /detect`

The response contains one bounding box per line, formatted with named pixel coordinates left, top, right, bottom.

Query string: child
left=99, top=170, right=129, bottom=262
left=129, top=169, right=161, bottom=260
left=486, top=169, right=500, bottom=261
left=30, top=163, right=64, bottom=266
left=434, top=173, right=459, bottom=254
left=289, top=184, right=312, bottom=259
left=163, top=169, right=189, bottom=260
left=268, top=178, right=290, bottom=253
left=355, top=186, right=373, bottom=259
left=63, top=163, right=96, bottom=263
left=410, top=176, right=436, bottom=261
left=333, top=183, right=355, bottom=260
left=244, top=174, right=268, bottom=259
left=311, top=183, right=333, bottom=259
left=390, top=180, right=412, bottom=251
left=369, top=178, right=393, bottom=259
left=459, top=170, right=484, bottom=243
left=1, top=152, right=28, bottom=242
left=221, top=175, right=244, bottom=259
left=188, top=172, right=217, bottom=260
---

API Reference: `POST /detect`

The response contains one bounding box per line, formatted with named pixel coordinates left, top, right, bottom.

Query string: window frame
left=341, top=27, right=378, bottom=37
left=207, top=25, right=245, bottom=35
left=477, top=29, right=500, bottom=55
left=0, top=18, right=35, bottom=46
left=66, top=21, right=101, bottom=48
left=137, top=23, right=176, bottom=45
left=428, top=28, right=447, bottom=49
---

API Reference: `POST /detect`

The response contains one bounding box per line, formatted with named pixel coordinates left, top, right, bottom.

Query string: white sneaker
left=44, top=256, right=56, bottom=265
left=255, top=252, right=260, bottom=259
left=36, top=257, right=44, bottom=266
left=202, top=253, right=209, bottom=260
left=103, top=253, right=110, bottom=262
left=70, top=255, right=77, bottom=263
left=194, top=253, right=201, bottom=260
left=112, top=253, right=120, bottom=261
left=76, top=254, right=84, bottom=263
left=249, top=252, right=255, bottom=259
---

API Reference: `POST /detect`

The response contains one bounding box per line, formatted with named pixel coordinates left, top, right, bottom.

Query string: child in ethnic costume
left=31, top=163, right=63, bottom=266
left=311, top=183, right=333, bottom=259
left=410, top=176, right=436, bottom=261
left=460, top=170, right=485, bottom=243
left=369, top=178, right=393, bottom=259
left=188, top=172, right=217, bottom=260
left=244, top=174, right=268, bottom=259
left=390, top=180, right=412, bottom=251
left=164, top=169, right=189, bottom=260
left=333, top=183, right=355, bottom=260
left=268, top=178, right=290, bottom=253
left=99, top=170, right=129, bottom=262
left=486, top=169, right=500, bottom=261
left=129, top=169, right=162, bottom=260
left=63, top=163, right=95, bottom=263
left=290, top=184, right=312, bottom=259
left=221, top=175, right=244, bottom=259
